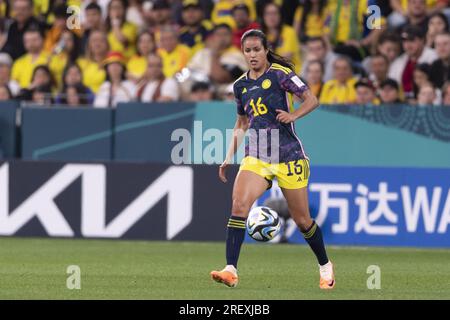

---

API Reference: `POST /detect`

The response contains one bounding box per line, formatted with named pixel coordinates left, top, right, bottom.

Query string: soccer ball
left=246, top=206, right=281, bottom=242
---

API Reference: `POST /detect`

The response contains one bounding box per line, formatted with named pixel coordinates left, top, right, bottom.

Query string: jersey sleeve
left=276, top=68, right=309, bottom=98
left=233, top=82, right=245, bottom=115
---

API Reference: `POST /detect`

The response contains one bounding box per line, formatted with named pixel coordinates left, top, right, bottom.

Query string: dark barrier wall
left=17, top=103, right=450, bottom=166
left=113, top=102, right=196, bottom=162
left=0, top=160, right=237, bottom=241
left=0, top=101, right=18, bottom=158
left=21, top=107, right=114, bottom=161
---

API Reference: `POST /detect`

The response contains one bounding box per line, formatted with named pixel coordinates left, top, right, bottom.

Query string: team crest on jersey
left=242, top=87, right=247, bottom=94
left=262, top=79, right=271, bottom=89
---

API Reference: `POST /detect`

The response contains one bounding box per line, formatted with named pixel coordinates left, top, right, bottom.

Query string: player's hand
left=219, top=161, right=229, bottom=183
left=276, top=109, right=296, bottom=123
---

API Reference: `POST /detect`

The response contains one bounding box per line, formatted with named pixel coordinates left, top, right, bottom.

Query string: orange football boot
left=319, top=261, right=335, bottom=290
left=210, top=268, right=239, bottom=288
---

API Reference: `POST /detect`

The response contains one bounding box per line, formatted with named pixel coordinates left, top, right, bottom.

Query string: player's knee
left=292, top=215, right=313, bottom=231
left=231, top=197, right=252, bottom=217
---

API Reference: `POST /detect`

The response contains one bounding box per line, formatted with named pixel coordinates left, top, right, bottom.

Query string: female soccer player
left=210, top=29, right=335, bottom=289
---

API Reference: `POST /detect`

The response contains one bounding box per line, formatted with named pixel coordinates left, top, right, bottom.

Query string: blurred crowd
left=1, top=0, right=450, bottom=107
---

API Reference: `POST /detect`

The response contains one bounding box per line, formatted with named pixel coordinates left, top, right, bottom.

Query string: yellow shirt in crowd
left=400, top=0, right=436, bottom=10
left=49, top=55, right=88, bottom=89
left=127, top=55, right=148, bottom=80
left=268, top=25, right=302, bottom=74
left=293, top=5, right=331, bottom=38
left=11, top=51, right=51, bottom=88
left=78, top=59, right=106, bottom=93
left=319, top=78, right=358, bottom=104
left=158, top=44, right=192, bottom=78
left=0, top=2, right=7, bottom=16
left=327, top=0, right=367, bottom=43
left=211, top=0, right=257, bottom=29
left=108, top=22, right=138, bottom=60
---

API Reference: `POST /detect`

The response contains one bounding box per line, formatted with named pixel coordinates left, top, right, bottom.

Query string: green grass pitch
left=0, top=237, right=449, bottom=300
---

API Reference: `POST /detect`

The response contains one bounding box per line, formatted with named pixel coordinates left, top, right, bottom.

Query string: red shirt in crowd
left=232, top=22, right=261, bottom=49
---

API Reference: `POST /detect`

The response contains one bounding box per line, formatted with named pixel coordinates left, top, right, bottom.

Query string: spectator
left=0, top=84, right=12, bottom=101
left=355, top=78, right=380, bottom=105
left=368, top=54, right=390, bottom=90
left=293, top=0, right=330, bottom=43
left=179, top=0, right=213, bottom=56
left=187, top=23, right=247, bottom=98
left=17, top=65, right=55, bottom=101
left=388, top=0, right=447, bottom=28
left=320, top=56, right=358, bottom=104
left=79, top=30, right=108, bottom=93
left=43, top=4, right=75, bottom=54
left=305, top=60, right=324, bottom=98
left=211, top=0, right=256, bottom=30
left=127, top=30, right=157, bottom=83
left=379, top=78, right=403, bottom=104
left=31, top=84, right=53, bottom=105
left=256, top=0, right=301, bottom=26
left=139, top=52, right=180, bottom=102
left=158, top=25, right=192, bottom=78
left=1, top=0, right=47, bottom=60
left=417, top=83, right=438, bottom=105
left=189, top=81, right=214, bottom=101
left=231, top=4, right=260, bottom=49
left=329, top=0, right=385, bottom=62
left=94, top=52, right=137, bottom=108
left=11, top=27, right=50, bottom=89
left=388, top=25, right=438, bottom=100
left=150, top=0, right=175, bottom=42
left=413, top=63, right=432, bottom=98
left=261, top=2, right=301, bottom=73
left=441, top=81, right=450, bottom=105
left=426, top=12, right=449, bottom=48
left=430, top=32, right=450, bottom=89
left=81, top=2, right=105, bottom=53
left=362, top=31, right=401, bottom=74
left=413, top=63, right=441, bottom=103
left=301, top=37, right=338, bottom=82
left=106, top=0, right=138, bottom=59
left=375, top=31, right=402, bottom=65
left=396, top=0, right=432, bottom=33
left=0, top=53, right=20, bottom=97
left=49, top=29, right=83, bottom=89
left=58, top=83, right=91, bottom=106
left=55, top=63, right=95, bottom=105
left=62, top=63, right=85, bottom=88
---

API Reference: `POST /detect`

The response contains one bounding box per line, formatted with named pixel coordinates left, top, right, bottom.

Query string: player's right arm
left=219, top=114, right=249, bottom=183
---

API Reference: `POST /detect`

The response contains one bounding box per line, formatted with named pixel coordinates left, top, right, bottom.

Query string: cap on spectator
left=191, top=81, right=211, bottom=92
left=153, top=0, right=170, bottom=10
left=380, top=78, right=400, bottom=90
left=401, top=25, right=425, bottom=41
left=0, top=53, right=13, bottom=66
left=103, top=52, right=126, bottom=67
left=355, top=78, right=375, bottom=90
left=182, top=0, right=201, bottom=9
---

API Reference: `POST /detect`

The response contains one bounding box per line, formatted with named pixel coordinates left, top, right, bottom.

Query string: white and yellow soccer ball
left=246, top=206, right=281, bottom=242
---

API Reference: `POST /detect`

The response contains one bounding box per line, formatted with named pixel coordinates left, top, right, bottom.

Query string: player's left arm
left=276, top=72, right=319, bottom=124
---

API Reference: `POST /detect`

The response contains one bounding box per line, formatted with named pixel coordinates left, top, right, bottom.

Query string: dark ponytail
left=241, top=29, right=295, bottom=71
